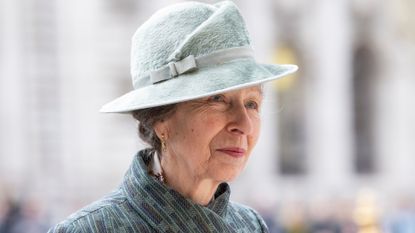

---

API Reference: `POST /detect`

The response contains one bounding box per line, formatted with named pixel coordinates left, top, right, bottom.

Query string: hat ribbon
left=150, top=46, right=254, bottom=84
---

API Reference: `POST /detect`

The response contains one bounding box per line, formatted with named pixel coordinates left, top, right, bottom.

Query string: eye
left=245, top=100, right=259, bottom=110
left=208, top=94, right=226, bottom=103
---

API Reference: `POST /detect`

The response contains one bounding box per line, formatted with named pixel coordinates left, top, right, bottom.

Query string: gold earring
left=161, top=134, right=166, bottom=152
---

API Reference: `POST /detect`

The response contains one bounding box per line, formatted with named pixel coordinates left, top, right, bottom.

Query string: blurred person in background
left=0, top=197, right=48, bottom=233
left=383, top=197, right=415, bottom=233
left=48, top=1, right=297, bottom=232
left=0, top=199, right=21, bottom=233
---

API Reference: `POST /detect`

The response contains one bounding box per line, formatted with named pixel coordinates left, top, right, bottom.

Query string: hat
left=100, top=1, right=298, bottom=113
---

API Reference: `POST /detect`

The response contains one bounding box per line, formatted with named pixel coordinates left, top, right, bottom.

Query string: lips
left=217, top=147, right=246, bottom=158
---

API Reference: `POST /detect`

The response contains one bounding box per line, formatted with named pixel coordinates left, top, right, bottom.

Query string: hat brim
left=100, top=58, right=298, bottom=113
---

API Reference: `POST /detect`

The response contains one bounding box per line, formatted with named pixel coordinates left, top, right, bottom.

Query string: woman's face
left=157, top=86, right=262, bottom=182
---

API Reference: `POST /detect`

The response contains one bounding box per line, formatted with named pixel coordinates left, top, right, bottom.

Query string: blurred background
left=1, top=0, right=415, bottom=232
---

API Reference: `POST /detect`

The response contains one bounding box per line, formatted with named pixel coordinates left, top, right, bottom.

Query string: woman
left=49, top=1, right=297, bottom=232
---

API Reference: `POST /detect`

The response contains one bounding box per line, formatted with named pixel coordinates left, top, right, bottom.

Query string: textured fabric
left=100, top=1, right=297, bottom=113
left=48, top=149, right=269, bottom=233
left=149, top=46, right=254, bottom=84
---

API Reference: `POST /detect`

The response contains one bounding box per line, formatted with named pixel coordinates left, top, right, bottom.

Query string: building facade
left=1, top=0, right=414, bottom=225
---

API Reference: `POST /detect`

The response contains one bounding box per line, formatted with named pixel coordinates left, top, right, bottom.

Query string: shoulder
left=228, top=201, right=263, bottom=220
left=227, top=201, right=269, bottom=233
left=47, top=189, right=152, bottom=233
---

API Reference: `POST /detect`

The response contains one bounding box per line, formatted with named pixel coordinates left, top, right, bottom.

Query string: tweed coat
left=48, top=149, right=269, bottom=233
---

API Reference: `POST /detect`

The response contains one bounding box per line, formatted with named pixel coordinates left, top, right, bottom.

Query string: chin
left=212, top=169, right=242, bottom=183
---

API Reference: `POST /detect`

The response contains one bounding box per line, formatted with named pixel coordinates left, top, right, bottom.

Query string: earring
left=161, top=134, right=166, bottom=152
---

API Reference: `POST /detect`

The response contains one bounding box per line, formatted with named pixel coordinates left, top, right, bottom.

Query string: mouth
left=216, top=147, right=246, bottom=158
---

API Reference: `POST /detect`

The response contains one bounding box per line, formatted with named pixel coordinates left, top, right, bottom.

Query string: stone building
left=1, top=0, right=414, bottom=225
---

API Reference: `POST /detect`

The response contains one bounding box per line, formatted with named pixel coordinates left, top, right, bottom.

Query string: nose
left=226, top=104, right=253, bottom=135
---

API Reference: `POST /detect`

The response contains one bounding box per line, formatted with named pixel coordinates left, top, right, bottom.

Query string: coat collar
left=121, top=149, right=235, bottom=232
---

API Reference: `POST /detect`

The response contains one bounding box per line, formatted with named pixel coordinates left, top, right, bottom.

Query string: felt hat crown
left=100, top=0, right=298, bottom=113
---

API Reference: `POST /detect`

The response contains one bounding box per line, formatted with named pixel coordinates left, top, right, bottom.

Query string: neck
left=161, top=157, right=220, bottom=206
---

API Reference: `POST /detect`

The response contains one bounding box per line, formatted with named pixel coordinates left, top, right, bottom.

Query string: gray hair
left=131, top=104, right=176, bottom=154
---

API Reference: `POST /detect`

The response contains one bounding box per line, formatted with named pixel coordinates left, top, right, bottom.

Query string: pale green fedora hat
left=100, top=1, right=298, bottom=113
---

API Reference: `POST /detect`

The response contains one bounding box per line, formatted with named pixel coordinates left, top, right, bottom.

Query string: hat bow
left=149, top=46, right=255, bottom=84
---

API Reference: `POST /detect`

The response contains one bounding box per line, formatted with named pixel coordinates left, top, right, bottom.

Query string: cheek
left=249, top=118, right=261, bottom=147
left=175, top=120, right=216, bottom=149
left=255, top=119, right=261, bottom=139
left=193, top=116, right=220, bottom=135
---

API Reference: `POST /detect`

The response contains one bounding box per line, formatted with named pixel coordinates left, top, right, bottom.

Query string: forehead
left=224, top=85, right=263, bottom=97
left=177, top=85, right=263, bottom=108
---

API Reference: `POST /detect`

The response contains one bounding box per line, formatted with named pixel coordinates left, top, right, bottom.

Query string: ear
left=153, top=120, right=169, bottom=139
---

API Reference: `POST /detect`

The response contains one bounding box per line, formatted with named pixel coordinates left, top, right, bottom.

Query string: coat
left=48, top=149, right=269, bottom=233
